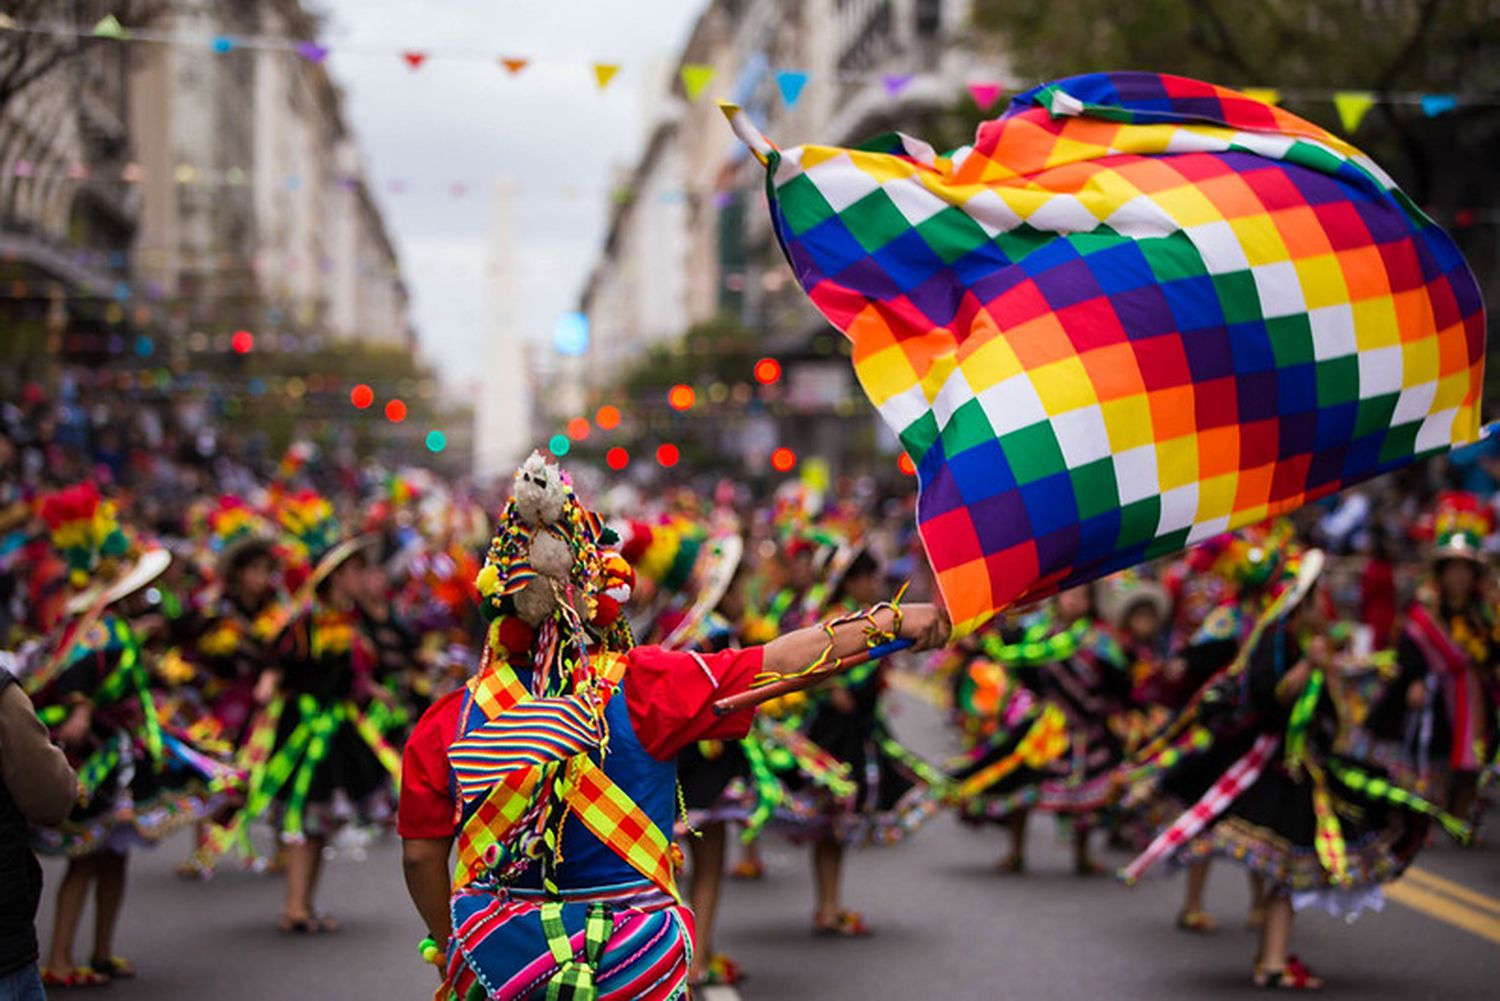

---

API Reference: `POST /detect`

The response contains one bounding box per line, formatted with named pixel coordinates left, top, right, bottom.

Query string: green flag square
left=1117, top=496, right=1162, bottom=548
left=1267, top=313, right=1314, bottom=367
left=940, top=398, right=997, bottom=457
left=1069, top=459, right=1120, bottom=520
left=839, top=187, right=912, bottom=254
left=777, top=173, right=837, bottom=236
left=916, top=206, right=994, bottom=264
left=1000, top=421, right=1067, bottom=485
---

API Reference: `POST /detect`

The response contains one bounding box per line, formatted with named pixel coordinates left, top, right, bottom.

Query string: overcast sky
left=318, top=0, right=705, bottom=388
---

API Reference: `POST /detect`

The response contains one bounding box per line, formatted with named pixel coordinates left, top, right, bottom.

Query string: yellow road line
left=1402, top=866, right=1500, bottom=918
left=1385, top=880, right=1500, bottom=946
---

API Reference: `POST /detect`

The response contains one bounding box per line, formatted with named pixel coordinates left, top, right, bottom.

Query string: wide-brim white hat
left=66, top=547, right=172, bottom=615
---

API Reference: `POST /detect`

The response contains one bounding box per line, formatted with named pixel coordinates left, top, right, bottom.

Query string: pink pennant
left=967, top=81, right=1004, bottom=112
left=402, top=51, right=427, bottom=70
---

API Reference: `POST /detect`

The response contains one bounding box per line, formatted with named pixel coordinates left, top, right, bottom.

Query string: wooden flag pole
left=713, top=638, right=912, bottom=716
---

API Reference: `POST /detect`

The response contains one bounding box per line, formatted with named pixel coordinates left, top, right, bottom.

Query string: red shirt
left=397, top=644, right=763, bottom=840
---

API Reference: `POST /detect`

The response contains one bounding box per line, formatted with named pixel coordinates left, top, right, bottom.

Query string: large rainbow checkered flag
left=726, top=72, right=1486, bottom=638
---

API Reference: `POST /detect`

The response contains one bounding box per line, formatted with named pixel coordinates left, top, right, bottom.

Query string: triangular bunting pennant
left=1421, top=93, right=1457, bottom=117
left=967, top=81, right=1004, bottom=112
left=1333, top=91, right=1376, bottom=134
left=91, top=14, right=127, bottom=39
left=680, top=64, right=716, bottom=101
left=401, top=51, right=427, bottom=70
left=210, top=35, right=234, bottom=54
left=776, top=70, right=809, bottom=108
left=882, top=74, right=913, bottom=97
left=593, top=63, right=620, bottom=90
left=1241, top=88, right=1280, bottom=106
left=500, top=57, right=529, bottom=76
left=296, top=41, right=328, bottom=63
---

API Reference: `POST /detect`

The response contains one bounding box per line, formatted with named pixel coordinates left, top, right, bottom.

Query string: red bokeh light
left=350, top=384, right=374, bottom=409
left=231, top=329, right=254, bottom=354
left=753, top=357, right=781, bottom=385
left=898, top=452, right=917, bottom=476
left=606, top=446, right=629, bottom=470
left=566, top=417, right=591, bottom=441
left=770, top=447, right=796, bottom=472
left=385, top=399, right=407, bottom=423
left=667, top=384, right=695, bottom=411
left=656, top=443, right=680, bottom=468
left=596, top=405, right=621, bottom=430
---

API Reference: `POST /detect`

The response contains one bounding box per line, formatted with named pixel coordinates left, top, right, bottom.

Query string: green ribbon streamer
left=74, top=738, right=122, bottom=797
left=875, top=729, right=951, bottom=795
left=282, top=696, right=344, bottom=839
left=1285, top=669, right=1325, bottom=771
left=1324, top=758, right=1473, bottom=844
left=982, top=617, right=1092, bottom=667
left=740, top=734, right=783, bottom=843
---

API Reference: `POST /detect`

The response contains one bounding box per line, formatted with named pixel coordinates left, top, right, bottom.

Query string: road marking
left=1402, top=866, right=1500, bottom=918
left=1385, top=879, right=1500, bottom=946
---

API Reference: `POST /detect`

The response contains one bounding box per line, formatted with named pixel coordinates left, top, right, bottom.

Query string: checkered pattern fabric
left=561, top=758, right=680, bottom=902
left=736, top=72, right=1485, bottom=637
left=454, top=765, right=547, bottom=888
left=451, top=654, right=674, bottom=899
left=1121, top=732, right=1277, bottom=883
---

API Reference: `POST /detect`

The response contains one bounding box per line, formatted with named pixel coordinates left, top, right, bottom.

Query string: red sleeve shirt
left=621, top=645, right=762, bottom=760
left=396, top=689, right=465, bottom=840
left=394, top=646, right=763, bottom=841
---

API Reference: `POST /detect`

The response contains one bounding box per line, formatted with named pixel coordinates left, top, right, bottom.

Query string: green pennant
left=92, top=14, right=128, bottom=39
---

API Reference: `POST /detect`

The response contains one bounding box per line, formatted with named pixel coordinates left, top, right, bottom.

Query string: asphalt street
left=33, top=675, right=1500, bottom=1000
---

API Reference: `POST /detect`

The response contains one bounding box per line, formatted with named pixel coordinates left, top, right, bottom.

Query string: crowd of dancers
left=2, top=406, right=1496, bottom=994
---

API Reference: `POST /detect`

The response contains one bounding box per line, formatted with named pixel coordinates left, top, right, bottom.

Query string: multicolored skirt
left=34, top=726, right=242, bottom=858
left=785, top=704, right=942, bottom=847
left=446, top=884, right=691, bottom=1001
left=248, top=694, right=401, bottom=842
left=950, top=704, right=1122, bottom=826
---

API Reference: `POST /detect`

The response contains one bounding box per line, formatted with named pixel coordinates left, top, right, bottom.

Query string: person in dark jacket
left=1, top=655, right=79, bottom=1001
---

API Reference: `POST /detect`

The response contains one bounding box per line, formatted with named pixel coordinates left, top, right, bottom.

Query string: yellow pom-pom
left=475, top=563, right=500, bottom=597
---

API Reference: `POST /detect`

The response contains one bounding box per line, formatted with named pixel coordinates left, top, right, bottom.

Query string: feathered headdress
left=37, top=483, right=170, bottom=617
left=39, top=483, right=131, bottom=590
left=1429, top=491, right=1493, bottom=565
left=209, top=495, right=272, bottom=554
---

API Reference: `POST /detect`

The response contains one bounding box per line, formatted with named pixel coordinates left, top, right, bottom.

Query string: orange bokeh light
left=656, top=443, right=680, bottom=468
left=898, top=452, right=917, bottom=476
left=350, top=384, right=374, bottom=409
left=770, top=447, right=796, bottom=472
left=753, top=357, right=781, bottom=385
left=567, top=417, right=591, bottom=441
left=667, top=384, right=695, bottom=411
left=596, top=405, right=622, bottom=430
left=385, top=399, right=407, bottom=423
